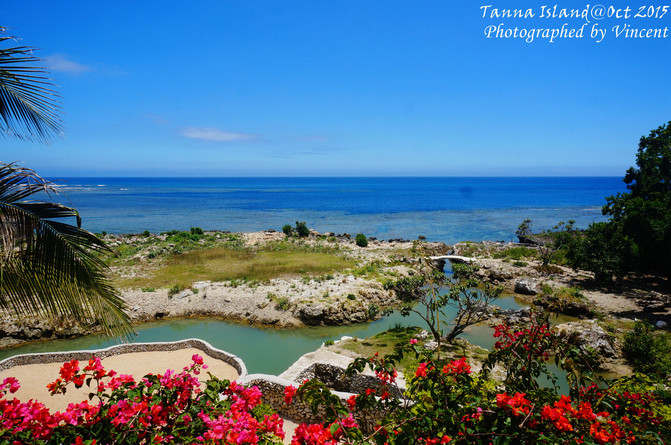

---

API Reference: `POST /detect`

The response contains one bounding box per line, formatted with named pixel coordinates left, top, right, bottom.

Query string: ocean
left=49, top=177, right=625, bottom=244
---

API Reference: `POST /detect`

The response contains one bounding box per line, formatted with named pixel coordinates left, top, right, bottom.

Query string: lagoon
left=0, top=296, right=525, bottom=376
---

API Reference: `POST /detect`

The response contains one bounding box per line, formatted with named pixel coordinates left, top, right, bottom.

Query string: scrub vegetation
left=111, top=240, right=355, bottom=290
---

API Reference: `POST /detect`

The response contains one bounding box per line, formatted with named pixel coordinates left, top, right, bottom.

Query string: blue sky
left=2, top=1, right=670, bottom=176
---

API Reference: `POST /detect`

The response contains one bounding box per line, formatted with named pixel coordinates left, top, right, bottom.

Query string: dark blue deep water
left=49, top=177, right=625, bottom=243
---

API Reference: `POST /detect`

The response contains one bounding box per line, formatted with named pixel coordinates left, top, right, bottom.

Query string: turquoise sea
left=51, top=177, right=625, bottom=242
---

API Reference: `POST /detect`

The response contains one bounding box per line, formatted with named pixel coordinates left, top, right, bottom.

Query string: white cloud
left=44, top=53, right=91, bottom=74
left=180, top=127, right=258, bottom=142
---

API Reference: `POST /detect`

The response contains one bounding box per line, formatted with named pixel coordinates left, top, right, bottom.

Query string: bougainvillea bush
left=288, top=315, right=671, bottom=445
left=1, top=315, right=669, bottom=444
left=0, top=355, right=284, bottom=444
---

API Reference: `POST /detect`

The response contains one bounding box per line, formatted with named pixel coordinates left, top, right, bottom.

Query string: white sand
left=0, top=348, right=239, bottom=412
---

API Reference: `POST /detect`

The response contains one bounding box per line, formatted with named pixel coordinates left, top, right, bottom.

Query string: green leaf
left=0, top=163, right=132, bottom=338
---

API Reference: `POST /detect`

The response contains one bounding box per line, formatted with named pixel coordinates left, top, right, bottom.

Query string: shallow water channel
left=0, top=297, right=527, bottom=375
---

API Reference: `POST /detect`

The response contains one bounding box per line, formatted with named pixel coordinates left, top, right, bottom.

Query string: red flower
left=59, top=360, right=80, bottom=382
left=442, top=357, right=471, bottom=375
left=284, top=385, right=297, bottom=404
left=415, top=362, right=428, bottom=378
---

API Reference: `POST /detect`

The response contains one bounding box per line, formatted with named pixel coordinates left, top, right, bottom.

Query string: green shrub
left=295, top=221, right=310, bottom=238
left=367, top=303, right=379, bottom=319
left=190, top=227, right=204, bottom=235
left=512, top=260, right=527, bottom=267
left=355, top=233, right=368, bottom=247
left=383, top=275, right=425, bottom=301
left=167, top=284, right=184, bottom=298
left=142, top=230, right=151, bottom=237
left=275, top=297, right=290, bottom=311
left=565, top=222, right=635, bottom=283
left=493, top=246, right=535, bottom=260
left=623, top=320, right=671, bottom=380
left=141, top=287, right=155, bottom=292
left=324, top=340, right=334, bottom=346
left=282, top=224, right=293, bottom=236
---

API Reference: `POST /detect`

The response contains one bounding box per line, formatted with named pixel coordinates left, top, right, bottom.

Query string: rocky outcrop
left=293, top=284, right=393, bottom=325
left=556, top=320, right=617, bottom=363
left=0, top=317, right=97, bottom=349
left=514, top=280, right=539, bottom=295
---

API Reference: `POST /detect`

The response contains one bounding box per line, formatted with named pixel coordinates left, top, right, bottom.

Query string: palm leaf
left=0, top=163, right=133, bottom=338
left=0, top=27, right=62, bottom=143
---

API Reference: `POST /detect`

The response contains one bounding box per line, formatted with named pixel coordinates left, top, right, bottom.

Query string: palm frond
left=0, top=28, right=62, bottom=143
left=0, top=163, right=133, bottom=339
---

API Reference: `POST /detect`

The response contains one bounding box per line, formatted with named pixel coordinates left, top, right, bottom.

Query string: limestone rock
left=515, top=280, right=539, bottom=295
left=556, top=320, right=616, bottom=360
left=297, top=304, right=327, bottom=325
left=489, top=269, right=514, bottom=281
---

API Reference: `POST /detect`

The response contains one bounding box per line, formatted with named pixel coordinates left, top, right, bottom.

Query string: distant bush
left=275, top=297, right=290, bottom=311
left=295, top=221, right=310, bottom=238
left=494, top=246, right=535, bottom=260
left=355, top=233, right=368, bottom=247
left=166, top=231, right=201, bottom=243
left=565, top=222, right=635, bottom=283
left=167, top=284, right=184, bottom=298
left=282, top=224, right=293, bottom=236
left=190, top=227, right=204, bottom=235
left=623, top=320, right=671, bottom=380
left=142, top=230, right=151, bottom=237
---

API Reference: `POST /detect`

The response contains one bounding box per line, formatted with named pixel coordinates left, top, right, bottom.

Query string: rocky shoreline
left=2, top=234, right=669, bottom=379
left=0, top=231, right=448, bottom=349
left=451, top=241, right=671, bottom=375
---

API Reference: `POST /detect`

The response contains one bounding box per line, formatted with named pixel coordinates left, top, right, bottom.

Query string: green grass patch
left=332, top=326, right=487, bottom=375
left=336, top=326, right=423, bottom=370
left=115, top=248, right=354, bottom=290
left=493, top=246, right=537, bottom=261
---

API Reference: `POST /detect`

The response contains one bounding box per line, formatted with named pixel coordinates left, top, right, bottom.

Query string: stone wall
left=0, top=338, right=247, bottom=377
left=295, top=362, right=403, bottom=398
left=240, top=373, right=389, bottom=433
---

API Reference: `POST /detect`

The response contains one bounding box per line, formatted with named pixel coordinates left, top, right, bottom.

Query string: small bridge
left=429, top=255, right=477, bottom=269
left=429, top=255, right=476, bottom=263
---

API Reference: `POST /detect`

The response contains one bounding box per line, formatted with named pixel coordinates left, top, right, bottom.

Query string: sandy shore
left=0, top=348, right=239, bottom=412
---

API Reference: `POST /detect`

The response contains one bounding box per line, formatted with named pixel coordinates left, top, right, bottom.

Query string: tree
left=565, top=221, right=636, bottom=283
left=355, top=233, right=368, bottom=247
left=294, top=221, right=310, bottom=237
left=603, top=121, right=671, bottom=278
left=0, top=27, right=62, bottom=142
left=397, top=241, right=501, bottom=344
left=0, top=29, right=131, bottom=336
left=0, top=164, right=132, bottom=336
left=517, top=219, right=576, bottom=267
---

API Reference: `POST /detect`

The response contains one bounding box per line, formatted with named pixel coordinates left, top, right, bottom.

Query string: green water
left=0, top=297, right=525, bottom=376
